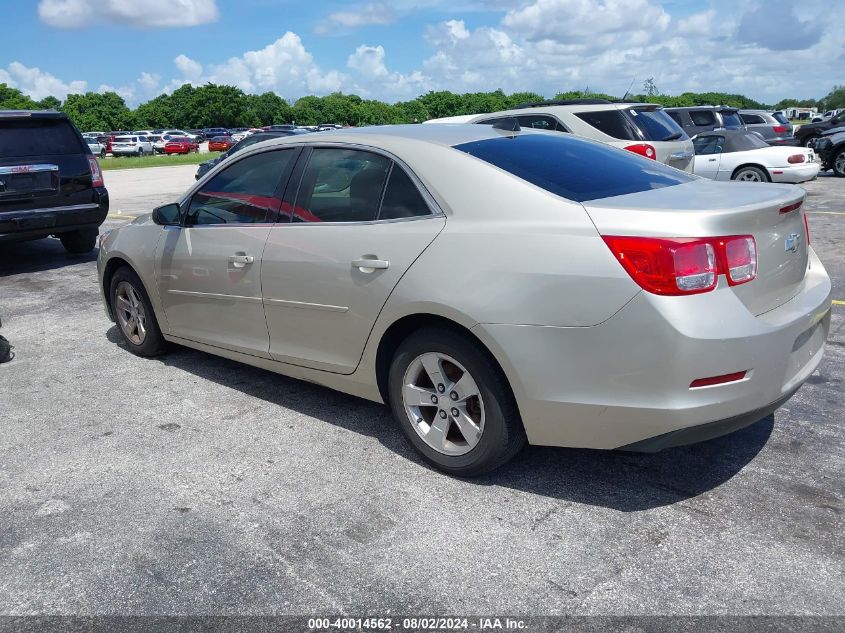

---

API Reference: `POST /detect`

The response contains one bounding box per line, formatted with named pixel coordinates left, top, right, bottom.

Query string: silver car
left=97, top=125, right=832, bottom=475
left=739, top=110, right=795, bottom=146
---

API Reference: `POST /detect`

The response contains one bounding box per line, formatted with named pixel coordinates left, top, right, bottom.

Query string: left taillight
left=787, top=154, right=805, bottom=164
left=87, top=155, right=104, bottom=187
left=625, top=143, right=657, bottom=160
left=602, top=235, right=757, bottom=296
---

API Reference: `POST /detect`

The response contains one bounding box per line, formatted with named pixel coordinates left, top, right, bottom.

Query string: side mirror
left=152, top=203, right=181, bottom=226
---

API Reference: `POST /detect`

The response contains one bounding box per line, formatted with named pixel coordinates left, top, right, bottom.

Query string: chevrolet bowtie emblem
left=785, top=232, right=801, bottom=253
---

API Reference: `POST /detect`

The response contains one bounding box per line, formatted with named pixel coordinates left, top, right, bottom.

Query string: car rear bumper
left=769, top=163, right=820, bottom=183
left=0, top=189, right=109, bottom=241
left=472, top=248, right=832, bottom=450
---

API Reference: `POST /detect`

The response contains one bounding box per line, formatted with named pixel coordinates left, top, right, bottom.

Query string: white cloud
left=1, top=61, right=87, bottom=100
left=38, top=0, right=219, bottom=29
left=174, top=54, right=204, bottom=82
left=138, top=72, right=160, bottom=92
left=319, top=3, right=396, bottom=33
left=347, top=45, right=431, bottom=98
left=348, top=45, right=390, bottom=77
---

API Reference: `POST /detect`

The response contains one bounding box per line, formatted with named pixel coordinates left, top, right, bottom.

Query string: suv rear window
left=627, top=108, right=687, bottom=141
left=454, top=133, right=693, bottom=203
left=0, top=118, right=83, bottom=158
left=574, top=110, right=639, bottom=140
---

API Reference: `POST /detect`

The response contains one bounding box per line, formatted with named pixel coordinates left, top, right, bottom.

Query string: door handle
left=708, top=158, right=717, bottom=162
left=352, top=258, right=389, bottom=272
left=229, top=254, right=254, bottom=268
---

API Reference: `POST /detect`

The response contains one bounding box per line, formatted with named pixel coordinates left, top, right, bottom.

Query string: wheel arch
left=731, top=163, right=771, bottom=182
left=373, top=313, right=519, bottom=416
left=101, top=255, right=157, bottom=322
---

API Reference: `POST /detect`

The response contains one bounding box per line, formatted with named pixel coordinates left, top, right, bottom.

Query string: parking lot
left=0, top=168, right=843, bottom=616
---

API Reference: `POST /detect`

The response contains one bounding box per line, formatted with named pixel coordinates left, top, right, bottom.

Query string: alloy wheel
left=736, top=170, right=763, bottom=182
left=401, top=352, right=485, bottom=456
left=835, top=151, right=845, bottom=176
left=115, top=281, right=147, bottom=345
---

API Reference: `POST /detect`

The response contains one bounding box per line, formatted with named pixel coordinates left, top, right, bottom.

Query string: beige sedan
left=98, top=124, right=831, bottom=475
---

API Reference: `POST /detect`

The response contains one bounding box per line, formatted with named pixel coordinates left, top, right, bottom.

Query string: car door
left=261, top=146, right=446, bottom=374
left=157, top=147, right=300, bottom=357
left=692, top=135, right=724, bottom=179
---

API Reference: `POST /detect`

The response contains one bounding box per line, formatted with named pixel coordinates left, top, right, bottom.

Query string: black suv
left=1, top=110, right=109, bottom=253
left=793, top=110, right=845, bottom=147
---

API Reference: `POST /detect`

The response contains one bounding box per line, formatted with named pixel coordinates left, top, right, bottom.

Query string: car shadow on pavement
left=107, top=327, right=773, bottom=513
left=0, top=237, right=97, bottom=276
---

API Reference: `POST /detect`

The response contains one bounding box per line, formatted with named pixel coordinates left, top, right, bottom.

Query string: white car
left=692, top=130, right=819, bottom=183
left=133, top=130, right=154, bottom=136
left=162, top=129, right=198, bottom=141
left=86, top=139, right=106, bottom=158
left=424, top=99, right=696, bottom=172
left=111, top=135, right=154, bottom=157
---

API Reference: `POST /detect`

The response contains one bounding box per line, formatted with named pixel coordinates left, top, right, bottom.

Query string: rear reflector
left=787, top=154, right=805, bottom=164
left=690, top=371, right=747, bottom=388
left=779, top=201, right=802, bottom=214
left=624, top=143, right=657, bottom=160
left=602, top=235, right=756, bottom=295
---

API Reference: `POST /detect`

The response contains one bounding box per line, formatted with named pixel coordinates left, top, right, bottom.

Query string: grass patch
left=100, top=152, right=222, bottom=171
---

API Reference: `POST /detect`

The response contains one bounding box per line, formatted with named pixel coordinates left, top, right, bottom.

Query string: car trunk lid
left=582, top=179, right=809, bottom=316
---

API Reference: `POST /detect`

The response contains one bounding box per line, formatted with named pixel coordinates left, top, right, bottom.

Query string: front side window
left=186, top=149, right=294, bottom=225
left=666, top=111, right=684, bottom=126
left=292, top=148, right=390, bottom=223
left=690, top=110, right=716, bottom=126
left=693, top=136, right=724, bottom=155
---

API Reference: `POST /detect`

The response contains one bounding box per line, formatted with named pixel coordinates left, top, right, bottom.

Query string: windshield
left=628, top=108, right=688, bottom=142
left=454, top=133, right=693, bottom=203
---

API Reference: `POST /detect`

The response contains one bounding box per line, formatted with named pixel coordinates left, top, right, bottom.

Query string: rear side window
left=293, top=148, right=390, bottom=223
left=720, top=111, right=742, bottom=128
left=740, top=113, right=765, bottom=125
left=690, top=110, right=716, bottom=126
left=771, top=112, right=789, bottom=124
left=0, top=119, right=83, bottom=157
left=379, top=166, right=431, bottom=220
left=517, top=115, right=567, bottom=132
left=628, top=108, right=687, bottom=141
left=666, top=111, right=683, bottom=126
left=574, top=110, right=639, bottom=140
left=186, top=149, right=295, bottom=225
left=455, top=133, right=693, bottom=203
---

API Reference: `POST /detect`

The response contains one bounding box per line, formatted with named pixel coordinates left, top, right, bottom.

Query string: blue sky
left=0, top=0, right=841, bottom=106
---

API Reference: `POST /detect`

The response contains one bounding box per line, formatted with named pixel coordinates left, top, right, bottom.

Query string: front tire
left=833, top=149, right=845, bottom=178
left=732, top=165, right=769, bottom=182
left=388, top=328, right=526, bottom=476
left=59, top=228, right=97, bottom=253
left=802, top=135, right=818, bottom=148
left=109, top=267, right=167, bottom=357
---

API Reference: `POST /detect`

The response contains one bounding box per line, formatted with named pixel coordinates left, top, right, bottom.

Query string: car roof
left=0, top=109, right=68, bottom=120
left=254, top=123, right=533, bottom=152
left=665, top=105, right=739, bottom=112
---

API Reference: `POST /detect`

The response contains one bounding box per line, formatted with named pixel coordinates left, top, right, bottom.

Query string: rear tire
left=833, top=149, right=845, bottom=178
left=388, top=327, right=526, bottom=476
left=59, top=228, right=98, bottom=254
left=732, top=165, right=769, bottom=182
left=109, top=267, right=168, bottom=357
left=138, top=148, right=144, bottom=157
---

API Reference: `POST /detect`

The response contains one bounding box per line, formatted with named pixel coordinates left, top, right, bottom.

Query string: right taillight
left=603, top=235, right=757, bottom=296
left=625, top=143, right=657, bottom=160
left=772, top=125, right=788, bottom=134
left=87, top=155, right=104, bottom=188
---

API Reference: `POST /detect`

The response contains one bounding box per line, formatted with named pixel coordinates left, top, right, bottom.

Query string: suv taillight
left=772, top=125, right=788, bottom=134
left=625, top=143, right=656, bottom=160
left=602, top=235, right=757, bottom=296
left=87, top=156, right=104, bottom=187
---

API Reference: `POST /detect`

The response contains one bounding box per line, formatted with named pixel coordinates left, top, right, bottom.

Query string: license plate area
left=0, top=164, right=59, bottom=198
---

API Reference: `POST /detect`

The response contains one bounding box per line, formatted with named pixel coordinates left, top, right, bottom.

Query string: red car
left=164, top=137, right=197, bottom=155
left=208, top=136, right=234, bottom=152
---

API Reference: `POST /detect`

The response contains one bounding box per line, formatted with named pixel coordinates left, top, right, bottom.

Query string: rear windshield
left=628, top=108, right=688, bottom=141
left=574, top=110, right=639, bottom=140
left=720, top=111, right=743, bottom=128
left=454, top=133, right=694, bottom=203
left=0, top=118, right=83, bottom=157
left=114, top=136, right=136, bottom=142
left=771, top=112, right=789, bottom=125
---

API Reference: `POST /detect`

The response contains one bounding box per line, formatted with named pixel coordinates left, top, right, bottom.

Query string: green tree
left=61, top=91, right=134, bottom=131
left=0, top=83, right=39, bottom=110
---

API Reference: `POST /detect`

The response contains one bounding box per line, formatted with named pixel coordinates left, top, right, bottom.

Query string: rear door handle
left=229, top=254, right=254, bottom=268
left=352, top=258, right=389, bottom=272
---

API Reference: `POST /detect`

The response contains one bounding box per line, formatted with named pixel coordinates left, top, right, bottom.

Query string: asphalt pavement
left=0, top=168, right=842, bottom=616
